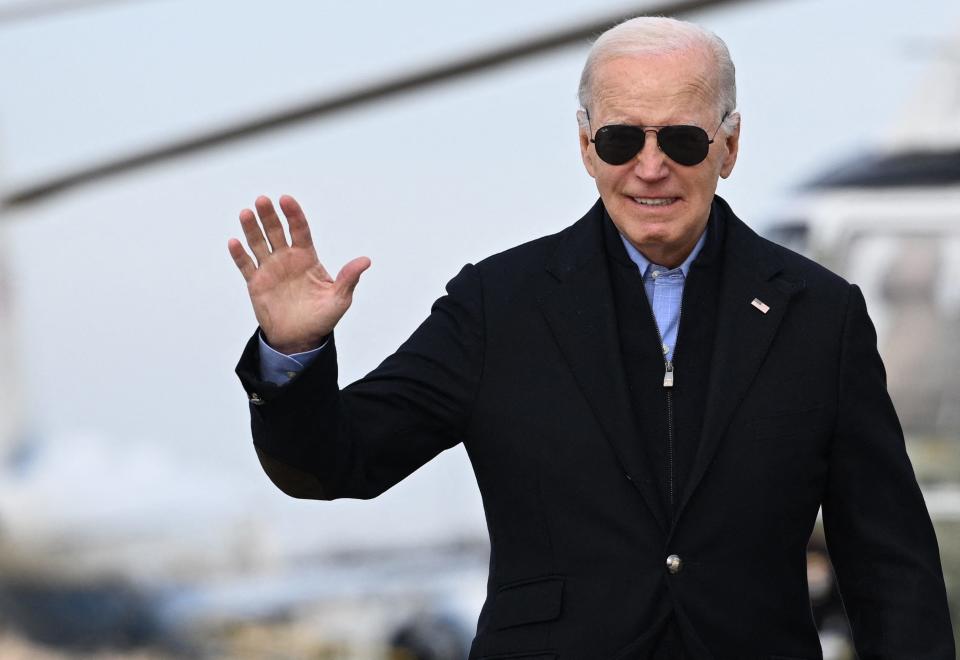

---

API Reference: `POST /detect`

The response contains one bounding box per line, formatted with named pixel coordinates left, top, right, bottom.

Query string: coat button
left=666, top=554, right=683, bottom=575
left=249, top=392, right=264, bottom=406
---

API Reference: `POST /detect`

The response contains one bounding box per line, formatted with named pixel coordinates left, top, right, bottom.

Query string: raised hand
left=228, top=195, right=370, bottom=354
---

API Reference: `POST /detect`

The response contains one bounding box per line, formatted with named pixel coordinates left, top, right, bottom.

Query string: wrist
left=263, top=332, right=329, bottom=356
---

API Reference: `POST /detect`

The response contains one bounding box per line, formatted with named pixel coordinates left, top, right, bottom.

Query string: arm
left=229, top=194, right=483, bottom=501
left=822, top=284, right=955, bottom=658
left=236, top=263, right=484, bottom=501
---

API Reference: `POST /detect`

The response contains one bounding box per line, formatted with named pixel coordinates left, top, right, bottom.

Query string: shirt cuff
left=257, top=332, right=327, bottom=385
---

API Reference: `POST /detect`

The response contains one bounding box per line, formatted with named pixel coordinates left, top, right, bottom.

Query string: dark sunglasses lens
left=658, top=125, right=710, bottom=166
left=594, top=125, right=645, bottom=165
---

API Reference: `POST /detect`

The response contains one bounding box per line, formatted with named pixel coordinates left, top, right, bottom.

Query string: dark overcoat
left=237, top=196, right=954, bottom=659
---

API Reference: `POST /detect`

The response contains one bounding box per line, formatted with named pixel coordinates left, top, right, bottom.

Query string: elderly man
left=230, top=17, right=955, bottom=659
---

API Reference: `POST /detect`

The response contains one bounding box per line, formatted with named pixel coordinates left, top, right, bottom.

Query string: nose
left=632, top=129, right=669, bottom=181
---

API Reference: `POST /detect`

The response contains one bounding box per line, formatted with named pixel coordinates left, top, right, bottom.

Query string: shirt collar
left=618, top=227, right=708, bottom=278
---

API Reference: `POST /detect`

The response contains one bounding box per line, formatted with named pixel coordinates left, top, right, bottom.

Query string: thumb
left=334, top=256, right=372, bottom=297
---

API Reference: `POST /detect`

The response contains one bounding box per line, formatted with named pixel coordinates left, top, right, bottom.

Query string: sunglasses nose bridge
left=637, top=127, right=662, bottom=155
left=631, top=127, right=670, bottom=175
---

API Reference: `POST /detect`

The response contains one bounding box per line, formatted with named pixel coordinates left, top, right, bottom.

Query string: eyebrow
left=601, top=117, right=705, bottom=128
left=586, top=107, right=704, bottom=128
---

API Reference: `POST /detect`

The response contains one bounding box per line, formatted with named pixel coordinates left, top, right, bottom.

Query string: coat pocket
left=490, top=575, right=564, bottom=630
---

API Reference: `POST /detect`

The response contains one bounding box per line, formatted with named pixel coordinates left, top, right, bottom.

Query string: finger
left=254, top=195, right=290, bottom=253
left=334, top=256, right=372, bottom=298
left=239, top=207, right=270, bottom=264
left=279, top=194, right=314, bottom=250
left=227, top=238, right=257, bottom=281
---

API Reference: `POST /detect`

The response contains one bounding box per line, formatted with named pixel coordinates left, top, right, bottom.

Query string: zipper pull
left=663, top=361, right=674, bottom=388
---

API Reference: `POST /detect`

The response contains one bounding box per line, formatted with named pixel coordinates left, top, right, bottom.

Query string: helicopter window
left=841, top=230, right=960, bottom=484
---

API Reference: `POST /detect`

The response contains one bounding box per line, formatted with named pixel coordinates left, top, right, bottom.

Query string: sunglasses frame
left=587, top=111, right=730, bottom=167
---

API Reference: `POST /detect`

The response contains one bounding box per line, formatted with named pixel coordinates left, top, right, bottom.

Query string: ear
left=719, top=113, right=740, bottom=179
left=577, top=109, right=597, bottom=179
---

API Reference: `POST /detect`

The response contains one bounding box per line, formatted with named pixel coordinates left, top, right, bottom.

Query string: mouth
left=630, top=196, right=680, bottom=207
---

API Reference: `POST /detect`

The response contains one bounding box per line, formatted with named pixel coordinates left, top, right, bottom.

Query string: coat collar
left=539, top=196, right=806, bottom=531
left=673, top=196, right=805, bottom=527
left=540, top=199, right=668, bottom=532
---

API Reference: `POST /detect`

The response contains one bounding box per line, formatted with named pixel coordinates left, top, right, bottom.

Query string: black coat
left=236, top=196, right=954, bottom=659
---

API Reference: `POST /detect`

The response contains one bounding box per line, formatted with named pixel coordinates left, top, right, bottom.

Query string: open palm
left=228, top=195, right=370, bottom=354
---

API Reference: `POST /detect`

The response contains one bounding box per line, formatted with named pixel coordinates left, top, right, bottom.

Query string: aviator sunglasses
left=589, top=112, right=729, bottom=167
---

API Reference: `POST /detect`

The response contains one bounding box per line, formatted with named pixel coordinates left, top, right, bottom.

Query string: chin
left=625, top=229, right=681, bottom=252
left=620, top=217, right=685, bottom=245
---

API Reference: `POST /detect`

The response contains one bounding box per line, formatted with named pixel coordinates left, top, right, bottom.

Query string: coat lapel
left=673, top=206, right=806, bottom=524
left=538, top=202, right=668, bottom=533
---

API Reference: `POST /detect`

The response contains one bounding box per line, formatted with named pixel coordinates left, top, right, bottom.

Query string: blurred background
left=0, top=0, right=958, bottom=657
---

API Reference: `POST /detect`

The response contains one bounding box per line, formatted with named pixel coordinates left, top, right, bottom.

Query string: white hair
left=577, top=16, right=738, bottom=134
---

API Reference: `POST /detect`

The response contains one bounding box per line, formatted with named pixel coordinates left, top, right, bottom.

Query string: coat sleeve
left=234, top=263, right=485, bottom=501
left=822, top=284, right=955, bottom=658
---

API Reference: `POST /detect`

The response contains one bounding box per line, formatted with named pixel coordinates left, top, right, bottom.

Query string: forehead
left=590, top=51, right=719, bottom=125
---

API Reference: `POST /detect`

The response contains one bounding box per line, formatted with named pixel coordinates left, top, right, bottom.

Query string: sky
left=0, top=0, right=959, bottom=570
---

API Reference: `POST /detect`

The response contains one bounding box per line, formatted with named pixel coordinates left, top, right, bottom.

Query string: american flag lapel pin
left=751, top=298, right=770, bottom=314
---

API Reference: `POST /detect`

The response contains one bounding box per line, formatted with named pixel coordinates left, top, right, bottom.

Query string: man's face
left=579, top=50, right=740, bottom=267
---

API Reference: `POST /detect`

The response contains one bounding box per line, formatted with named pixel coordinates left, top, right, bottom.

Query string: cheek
left=597, top=165, right=628, bottom=191
left=685, top=168, right=720, bottom=198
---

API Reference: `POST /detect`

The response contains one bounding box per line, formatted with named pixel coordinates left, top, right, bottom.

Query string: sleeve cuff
left=257, top=332, right=327, bottom=385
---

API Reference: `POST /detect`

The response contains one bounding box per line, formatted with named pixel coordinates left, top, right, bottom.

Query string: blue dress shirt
left=619, top=229, right=707, bottom=364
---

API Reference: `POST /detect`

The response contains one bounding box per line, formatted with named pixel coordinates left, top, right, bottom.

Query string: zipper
left=643, top=278, right=683, bottom=515
left=665, top=384, right=675, bottom=512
